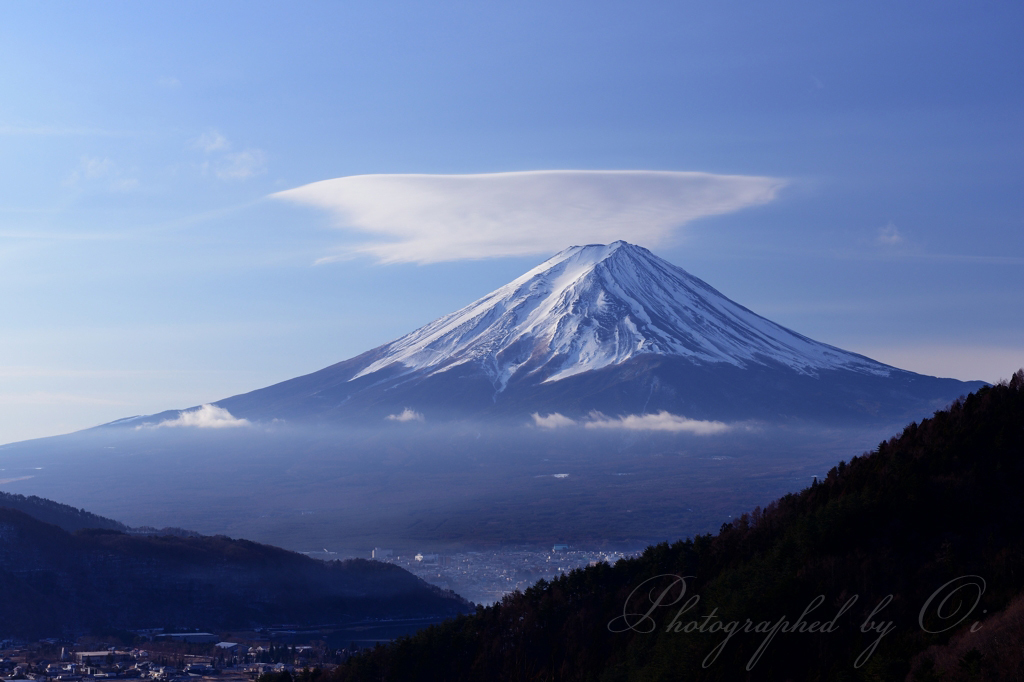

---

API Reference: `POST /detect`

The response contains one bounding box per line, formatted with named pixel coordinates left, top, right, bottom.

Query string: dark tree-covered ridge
left=0, top=490, right=127, bottom=532
left=0, top=512, right=471, bottom=639
left=335, top=370, right=1024, bottom=681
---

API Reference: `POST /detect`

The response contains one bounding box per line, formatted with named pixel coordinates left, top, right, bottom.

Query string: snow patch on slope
left=351, top=241, right=891, bottom=388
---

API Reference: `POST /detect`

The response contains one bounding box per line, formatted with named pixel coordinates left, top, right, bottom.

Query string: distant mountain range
left=0, top=501, right=471, bottom=639
left=123, top=241, right=983, bottom=428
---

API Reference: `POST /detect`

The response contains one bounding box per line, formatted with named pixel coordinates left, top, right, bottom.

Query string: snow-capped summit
left=193, top=241, right=981, bottom=425
left=352, top=241, right=889, bottom=388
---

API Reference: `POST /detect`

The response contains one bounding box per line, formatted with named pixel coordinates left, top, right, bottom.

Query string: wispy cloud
left=0, top=391, right=124, bottom=406
left=913, top=253, right=1024, bottom=265
left=65, top=156, right=139, bottom=191
left=72, top=156, right=115, bottom=181
left=0, top=124, right=133, bottom=137
left=531, top=410, right=730, bottom=435
left=272, top=170, right=787, bottom=264
left=386, top=408, right=425, bottom=422
left=585, top=411, right=731, bottom=434
left=193, top=130, right=267, bottom=180
left=215, top=149, right=267, bottom=180
left=0, top=366, right=164, bottom=379
left=877, top=222, right=904, bottom=245
left=531, top=412, right=577, bottom=429
left=146, top=404, right=250, bottom=429
left=193, top=130, right=230, bottom=152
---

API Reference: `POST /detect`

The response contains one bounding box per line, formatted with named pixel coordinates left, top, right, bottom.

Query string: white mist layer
left=385, top=408, right=425, bottom=422
left=147, top=404, right=250, bottom=429
left=532, top=411, right=730, bottom=435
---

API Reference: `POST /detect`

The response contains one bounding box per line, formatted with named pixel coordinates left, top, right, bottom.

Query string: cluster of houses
left=20, top=650, right=215, bottom=681
left=0, top=645, right=313, bottom=682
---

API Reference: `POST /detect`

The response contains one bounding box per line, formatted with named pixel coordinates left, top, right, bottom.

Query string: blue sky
left=1, top=1, right=1022, bottom=443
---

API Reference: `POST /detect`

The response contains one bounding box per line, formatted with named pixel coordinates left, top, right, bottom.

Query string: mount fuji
left=133, top=241, right=980, bottom=427
left=2, top=242, right=991, bottom=551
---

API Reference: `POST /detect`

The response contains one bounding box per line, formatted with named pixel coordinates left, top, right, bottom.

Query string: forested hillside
left=0, top=512, right=471, bottom=639
left=336, top=371, right=1024, bottom=681
left=0, top=490, right=126, bottom=532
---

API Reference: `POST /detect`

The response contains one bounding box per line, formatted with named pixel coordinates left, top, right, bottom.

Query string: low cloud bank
left=146, top=404, right=250, bottom=429
left=272, top=170, right=786, bottom=264
left=386, top=408, right=425, bottom=422
left=531, top=412, right=577, bottom=429
left=532, top=410, right=730, bottom=435
left=586, top=411, right=731, bottom=435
